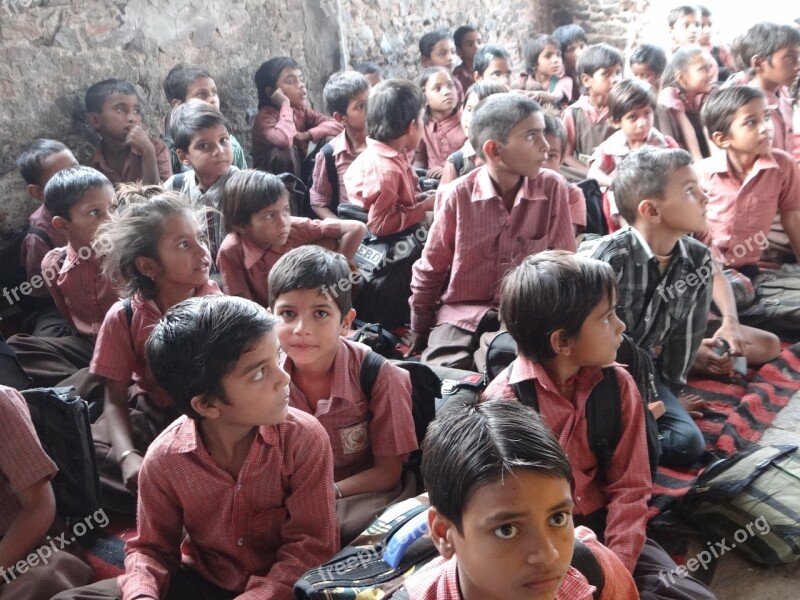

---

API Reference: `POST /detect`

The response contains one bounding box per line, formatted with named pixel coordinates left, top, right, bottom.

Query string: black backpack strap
left=359, top=351, right=386, bottom=401
left=27, top=226, right=54, bottom=249
left=586, top=367, right=622, bottom=480
left=448, top=150, right=465, bottom=175
left=122, top=297, right=134, bottom=328
left=508, top=363, right=540, bottom=412
left=320, top=143, right=339, bottom=212
left=170, top=172, right=186, bottom=192
left=571, top=538, right=605, bottom=599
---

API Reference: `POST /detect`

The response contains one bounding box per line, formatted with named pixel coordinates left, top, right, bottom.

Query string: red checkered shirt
left=118, top=408, right=338, bottom=600
left=344, top=138, right=427, bottom=236
left=696, top=148, right=800, bottom=268
left=0, top=386, right=58, bottom=536
left=217, top=218, right=341, bottom=306
left=484, top=358, right=652, bottom=572
left=90, top=281, right=221, bottom=408
left=283, top=337, right=418, bottom=481
left=40, top=245, right=119, bottom=339
left=20, top=204, right=67, bottom=298
left=310, top=129, right=361, bottom=209
left=252, top=104, right=343, bottom=167
left=415, top=110, right=468, bottom=170
left=410, top=166, right=577, bottom=334
left=589, top=128, right=679, bottom=176
left=452, top=64, right=475, bottom=98
left=86, top=137, right=172, bottom=184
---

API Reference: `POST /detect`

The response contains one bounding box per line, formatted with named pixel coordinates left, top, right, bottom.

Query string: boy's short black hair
left=254, top=56, right=300, bottom=108
left=323, top=71, right=370, bottom=116
left=701, top=85, right=765, bottom=138
left=473, top=45, right=512, bottom=77
left=629, top=44, right=668, bottom=78
left=146, top=295, right=280, bottom=420
left=163, top=63, right=213, bottom=103
left=365, top=79, right=426, bottom=142
left=453, top=25, right=478, bottom=50
left=552, top=24, right=587, bottom=52
left=734, top=22, right=800, bottom=75
left=16, top=139, right=71, bottom=186
left=500, top=250, right=617, bottom=363
left=523, top=34, right=560, bottom=71
left=268, top=245, right=353, bottom=319
left=422, top=398, right=572, bottom=532
left=221, top=169, right=288, bottom=232
left=668, top=5, right=698, bottom=28
left=85, top=79, right=139, bottom=114
left=577, top=43, right=624, bottom=79
left=419, top=29, right=451, bottom=58
left=169, top=102, right=230, bottom=152
left=608, top=79, right=657, bottom=123
left=469, top=93, right=541, bottom=161
left=44, top=166, right=112, bottom=220
left=463, top=81, right=508, bottom=105
left=613, top=146, right=693, bottom=224
left=698, top=5, right=712, bottom=18
left=354, top=62, right=382, bottom=76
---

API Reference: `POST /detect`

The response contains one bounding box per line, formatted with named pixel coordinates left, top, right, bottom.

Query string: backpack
left=350, top=320, right=403, bottom=359
left=678, top=444, right=800, bottom=567
left=577, top=178, right=608, bottom=237
left=0, top=333, right=32, bottom=390
left=298, top=142, right=330, bottom=219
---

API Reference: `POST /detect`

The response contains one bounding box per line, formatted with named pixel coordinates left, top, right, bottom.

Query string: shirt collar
left=61, top=244, right=97, bottom=272
left=366, top=137, right=403, bottom=158
left=471, top=166, right=545, bottom=204
left=627, top=225, right=691, bottom=264
left=508, top=357, right=603, bottom=396
left=705, top=150, right=779, bottom=177
left=165, top=416, right=278, bottom=455
left=239, top=233, right=272, bottom=270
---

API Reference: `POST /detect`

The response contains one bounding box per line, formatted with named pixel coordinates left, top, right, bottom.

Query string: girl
left=473, top=44, right=513, bottom=88
left=418, top=29, right=463, bottom=101
left=515, top=34, right=572, bottom=108
left=217, top=169, right=365, bottom=307
left=440, top=80, right=507, bottom=184
left=89, top=190, right=221, bottom=513
left=659, top=45, right=716, bottom=161
left=414, top=67, right=467, bottom=180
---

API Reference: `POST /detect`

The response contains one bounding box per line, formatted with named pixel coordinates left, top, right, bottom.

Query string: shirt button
left=576, top=496, right=581, bottom=501
left=237, top=537, right=244, bottom=546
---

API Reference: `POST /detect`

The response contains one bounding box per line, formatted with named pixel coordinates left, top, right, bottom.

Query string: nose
left=524, top=528, right=561, bottom=565
left=615, top=313, right=626, bottom=335
left=277, top=363, right=291, bottom=388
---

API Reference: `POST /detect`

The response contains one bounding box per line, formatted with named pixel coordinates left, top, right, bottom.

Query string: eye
left=178, top=240, right=189, bottom=249
left=278, top=309, right=295, bottom=320
left=89, top=209, right=99, bottom=216
left=252, top=366, right=265, bottom=382
left=314, top=309, right=329, bottom=318
left=493, top=524, right=520, bottom=539
left=549, top=512, right=571, bottom=527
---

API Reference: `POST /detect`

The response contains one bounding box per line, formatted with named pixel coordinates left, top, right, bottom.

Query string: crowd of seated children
left=452, top=25, right=482, bottom=94
left=418, top=29, right=463, bottom=102
left=515, top=34, right=572, bottom=108
left=553, top=23, right=588, bottom=104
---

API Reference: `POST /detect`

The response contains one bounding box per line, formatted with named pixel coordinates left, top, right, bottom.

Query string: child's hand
left=648, top=400, right=666, bottom=419
left=272, top=88, right=291, bottom=108
left=418, top=193, right=436, bottom=212
left=403, top=331, right=428, bottom=358
left=692, top=338, right=733, bottom=376
left=714, top=320, right=746, bottom=358
left=120, top=452, right=144, bottom=493
left=426, top=166, right=444, bottom=179
left=295, top=131, right=312, bottom=142
left=678, top=392, right=708, bottom=419
left=126, top=125, right=155, bottom=156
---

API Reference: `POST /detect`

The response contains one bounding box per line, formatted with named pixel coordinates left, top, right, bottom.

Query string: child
left=251, top=56, right=343, bottom=177
left=440, top=81, right=507, bottom=184
left=55, top=295, right=337, bottom=599
left=667, top=5, right=699, bottom=53
left=85, top=78, right=172, bottom=185
left=0, top=386, right=93, bottom=599
left=659, top=45, right=716, bottom=161
left=354, top=61, right=384, bottom=87
left=407, top=93, right=576, bottom=370
left=561, top=43, right=624, bottom=178
left=401, top=398, right=638, bottom=600
left=217, top=169, right=365, bottom=306
left=582, top=147, right=779, bottom=467
left=415, top=67, right=468, bottom=180
left=629, top=44, right=682, bottom=143
left=89, top=191, right=221, bottom=513
left=162, top=63, right=248, bottom=173
left=483, top=250, right=718, bottom=599
left=452, top=25, right=482, bottom=93
left=344, top=79, right=436, bottom=237
left=472, top=44, right=513, bottom=88
left=553, top=23, right=588, bottom=103
left=516, top=34, right=572, bottom=107
left=310, top=71, right=370, bottom=219
left=269, top=246, right=417, bottom=544
left=697, top=5, right=735, bottom=82
left=419, top=29, right=463, bottom=101
left=543, top=112, right=587, bottom=235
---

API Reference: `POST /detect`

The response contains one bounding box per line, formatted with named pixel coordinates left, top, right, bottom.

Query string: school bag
left=350, top=319, right=403, bottom=359
left=678, top=444, right=800, bottom=567
left=737, top=266, right=800, bottom=337
left=577, top=178, right=608, bottom=237
left=0, top=333, right=32, bottom=390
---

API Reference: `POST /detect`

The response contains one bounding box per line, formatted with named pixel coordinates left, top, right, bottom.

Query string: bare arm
left=0, top=478, right=55, bottom=568
left=312, top=205, right=338, bottom=220
left=336, top=219, right=367, bottom=261
left=675, top=109, right=704, bottom=162
left=103, top=378, right=144, bottom=493
left=336, top=455, right=403, bottom=497
left=780, top=209, right=800, bottom=261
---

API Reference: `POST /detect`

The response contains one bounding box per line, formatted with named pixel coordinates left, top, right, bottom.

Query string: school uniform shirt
left=589, top=128, right=679, bottom=175
left=216, top=218, right=341, bottom=306
left=415, top=110, right=468, bottom=170
left=309, top=129, right=360, bottom=210
left=410, top=165, right=576, bottom=335
left=696, top=148, right=800, bottom=268
left=86, top=137, right=172, bottom=184
left=20, top=204, right=66, bottom=298
left=452, top=63, right=474, bottom=97
left=282, top=337, right=417, bottom=481
left=484, top=358, right=652, bottom=572
left=90, top=281, right=221, bottom=408
left=119, top=408, right=338, bottom=600
left=657, top=86, right=706, bottom=113
left=252, top=104, right=343, bottom=168
left=754, top=84, right=795, bottom=156
left=0, top=386, right=58, bottom=535
left=561, top=95, right=615, bottom=162
left=40, top=245, right=119, bottom=339
left=581, top=226, right=713, bottom=389
left=344, top=138, right=428, bottom=237
left=439, top=140, right=483, bottom=186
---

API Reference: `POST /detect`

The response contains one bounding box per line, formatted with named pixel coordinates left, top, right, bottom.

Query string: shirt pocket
left=338, top=419, right=371, bottom=455
left=249, top=507, right=287, bottom=555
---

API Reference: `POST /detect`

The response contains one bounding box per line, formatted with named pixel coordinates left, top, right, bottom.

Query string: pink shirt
left=90, top=281, right=221, bottom=408
left=41, top=245, right=119, bottom=339
left=217, top=218, right=341, bottom=306
left=410, top=166, right=576, bottom=333
left=756, top=84, right=795, bottom=155
left=589, top=128, right=680, bottom=175
left=283, top=338, right=418, bottom=481
left=20, top=204, right=66, bottom=298
left=484, top=358, right=651, bottom=571
left=657, top=86, right=706, bottom=113
left=344, top=138, right=427, bottom=237
left=86, top=137, right=172, bottom=184
left=415, top=110, right=468, bottom=170
left=252, top=104, right=343, bottom=168
left=119, top=408, right=338, bottom=600
left=0, top=386, right=58, bottom=536
left=562, top=95, right=612, bottom=150
left=309, top=129, right=361, bottom=209
left=696, top=149, right=800, bottom=267
left=452, top=64, right=475, bottom=96
left=568, top=182, right=587, bottom=232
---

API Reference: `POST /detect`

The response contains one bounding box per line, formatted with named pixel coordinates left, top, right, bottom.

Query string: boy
left=452, top=25, right=482, bottom=93
left=667, top=5, right=699, bottom=53
left=55, top=295, right=338, bottom=600
left=0, top=386, right=93, bottom=599
left=628, top=44, right=682, bottom=143
left=354, top=62, right=384, bottom=87
left=310, top=71, right=370, bottom=219
left=543, top=112, right=586, bottom=235
left=484, top=250, right=717, bottom=599
left=552, top=23, right=588, bottom=104
left=162, top=63, right=249, bottom=173
left=561, top=43, right=624, bottom=178
left=407, top=93, right=576, bottom=371
left=344, top=79, right=435, bottom=237
left=268, top=246, right=417, bottom=543
left=401, top=398, right=638, bottom=600
left=85, top=79, right=172, bottom=185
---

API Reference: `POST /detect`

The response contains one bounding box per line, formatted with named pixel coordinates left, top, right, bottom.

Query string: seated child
left=543, top=112, right=587, bottom=235
left=452, top=25, right=482, bottom=93
left=414, top=67, right=467, bottom=180
left=251, top=56, right=342, bottom=177
left=515, top=34, right=572, bottom=108
left=419, top=29, right=463, bottom=101
left=310, top=71, right=370, bottom=219
left=667, top=5, right=700, bottom=54
left=89, top=191, right=221, bottom=513
left=407, top=93, right=576, bottom=371
left=553, top=23, right=588, bottom=103
left=697, top=5, right=735, bottom=82
left=484, top=250, right=718, bottom=599
left=628, top=44, right=682, bottom=143
left=55, top=295, right=338, bottom=600
left=562, top=43, right=624, bottom=178
left=162, top=63, right=248, bottom=173
left=344, top=79, right=436, bottom=237
left=84, top=78, right=172, bottom=185
left=354, top=62, right=384, bottom=87
left=217, top=169, right=365, bottom=306
left=269, top=246, right=417, bottom=544
left=401, top=398, right=638, bottom=600
left=472, top=44, right=513, bottom=88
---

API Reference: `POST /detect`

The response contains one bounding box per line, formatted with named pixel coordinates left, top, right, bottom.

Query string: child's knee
left=659, top=423, right=705, bottom=467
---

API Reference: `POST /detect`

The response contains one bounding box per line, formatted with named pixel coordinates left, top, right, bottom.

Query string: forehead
left=348, top=89, right=370, bottom=104
left=278, top=67, right=303, bottom=80
left=463, top=470, right=571, bottom=520
left=75, top=184, right=114, bottom=206
left=544, top=133, right=563, bottom=148
left=40, top=150, right=78, bottom=175
left=488, top=57, right=511, bottom=71
left=511, top=111, right=545, bottom=133
left=188, top=76, right=216, bottom=90
left=667, top=164, right=698, bottom=186
left=102, top=92, right=139, bottom=109
left=190, top=124, right=229, bottom=142
left=733, top=98, right=768, bottom=119
left=274, top=287, right=340, bottom=310
left=674, top=13, right=698, bottom=25
left=541, top=43, right=560, bottom=53
left=432, top=38, right=455, bottom=51
left=464, top=31, right=481, bottom=42
left=161, top=211, right=199, bottom=236
left=427, top=71, right=452, bottom=84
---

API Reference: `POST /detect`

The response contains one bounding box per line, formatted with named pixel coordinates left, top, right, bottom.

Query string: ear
left=638, top=198, right=661, bottom=222
left=87, top=112, right=100, bottom=130
left=51, top=215, right=69, bottom=234
left=421, top=56, right=432, bottom=67
left=481, top=138, right=501, bottom=162
left=473, top=70, right=482, bottom=81
left=710, top=129, right=729, bottom=149
left=750, top=54, right=766, bottom=73
left=189, top=394, right=220, bottom=420
left=428, top=507, right=457, bottom=560
left=339, top=307, right=356, bottom=334
left=134, top=255, right=160, bottom=281
left=580, top=73, right=591, bottom=88
left=332, top=111, right=348, bottom=125
left=27, top=184, right=45, bottom=203
left=549, top=329, right=572, bottom=357
left=170, top=98, right=182, bottom=108
left=176, top=148, right=190, bottom=166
